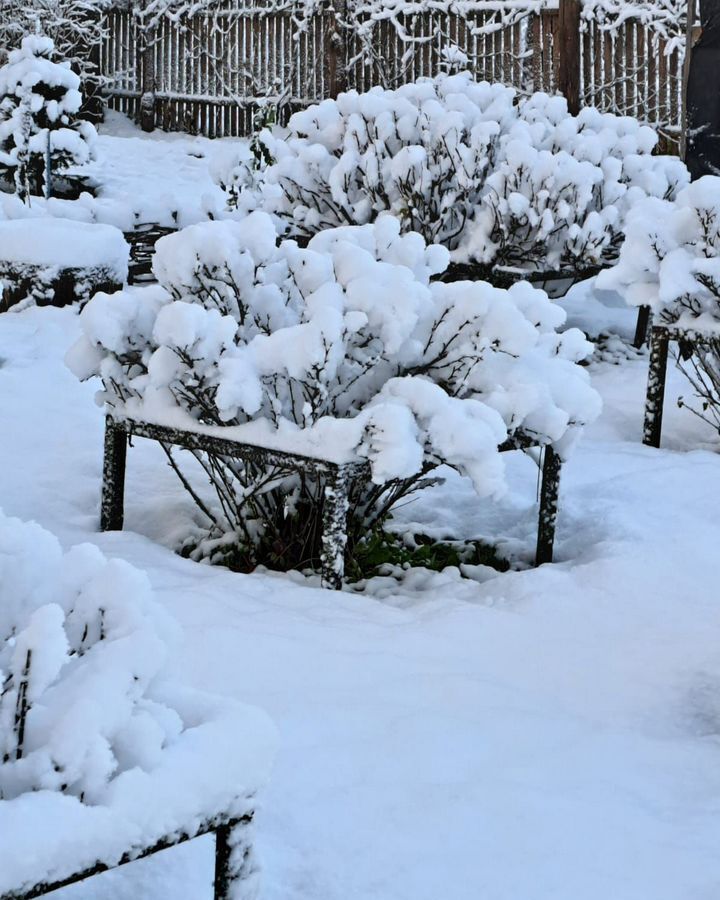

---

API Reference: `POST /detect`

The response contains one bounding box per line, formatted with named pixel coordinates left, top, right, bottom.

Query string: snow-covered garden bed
left=0, top=509, right=276, bottom=899
left=67, top=212, right=600, bottom=578
left=0, top=217, right=128, bottom=310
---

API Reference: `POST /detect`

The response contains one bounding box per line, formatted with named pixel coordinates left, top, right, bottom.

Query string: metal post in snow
left=44, top=129, right=52, bottom=200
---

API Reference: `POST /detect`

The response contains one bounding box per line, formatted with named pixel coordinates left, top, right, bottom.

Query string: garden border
left=100, top=415, right=563, bottom=587
left=0, top=812, right=253, bottom=900
left=642, top=323, right=715, bottom=447
left=436, top=262, right=604, bottom=298
left=125, top=223, right=178, bottom=285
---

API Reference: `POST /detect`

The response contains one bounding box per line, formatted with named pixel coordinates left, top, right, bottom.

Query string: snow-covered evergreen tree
left=0, top=0, right=110, bottom=113
left=0, top=34, right=97, bottom=201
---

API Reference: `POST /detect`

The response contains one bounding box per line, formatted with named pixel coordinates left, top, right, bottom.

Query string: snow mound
left=0, top=509, right=277, bottom=897
left=0, top=217, right=129, bottom=276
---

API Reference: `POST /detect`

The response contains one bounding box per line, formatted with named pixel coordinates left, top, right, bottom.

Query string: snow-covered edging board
left=1, top=813, right=253, bottom=900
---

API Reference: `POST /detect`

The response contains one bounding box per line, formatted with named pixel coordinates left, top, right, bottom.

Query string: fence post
left=557, top=0, right=581, bottom=114
left=327, top=0, right=347, bottom=99
left=139, top=22, right=156, bottom=132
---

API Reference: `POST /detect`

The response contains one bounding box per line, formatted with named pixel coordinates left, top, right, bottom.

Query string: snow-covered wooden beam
left=557, top=0, right=581, bottom=114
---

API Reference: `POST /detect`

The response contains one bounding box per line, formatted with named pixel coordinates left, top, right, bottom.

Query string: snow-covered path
left=1, top=304, right=720, bottom=899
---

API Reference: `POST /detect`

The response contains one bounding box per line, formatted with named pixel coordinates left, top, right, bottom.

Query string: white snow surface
left=0, top=217, right=128, bottom=275
left=2, top=276, right=720, bottom=898
left=0, top=110, right=231, bottom=230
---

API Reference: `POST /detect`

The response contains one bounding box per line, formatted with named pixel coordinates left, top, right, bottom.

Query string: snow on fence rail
left=98, top=0, right=686, bottom=145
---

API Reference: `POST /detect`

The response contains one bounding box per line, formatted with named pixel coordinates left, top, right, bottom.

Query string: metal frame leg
left=633, top=305, right=651, bottom=349
left=100, top=417, right=127, bottom=531
left=535, top=446, right=562, bottom=566
left=321, top=467, right=350, bottom=590
left=643, top=326, right=670, bottom=448
left=214, top=820, right=257, bottom=900
left=214, top=824, right=232, bottom=900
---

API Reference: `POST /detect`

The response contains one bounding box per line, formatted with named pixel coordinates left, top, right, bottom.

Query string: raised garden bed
left=437, top=262, right=605, bottom=299
left=1, top=813, right=253, bottom=900
left=0, top=218, right=128, bottom=310
left=100, top=415, right=563, bottom=588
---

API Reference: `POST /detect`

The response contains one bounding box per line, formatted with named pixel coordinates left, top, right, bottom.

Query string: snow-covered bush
left=0, top=0, right=110, bottom=116
left=220, top=73, right=688, bottom=274
left=0, top=515, right=178, bottom=800
left=598, top=175, right=720, bottom=432
left=0, top=509, right=276, bottom=897
left=0, top=35, right=96, bottom=201
left=67, top=212, right=601, bottom=575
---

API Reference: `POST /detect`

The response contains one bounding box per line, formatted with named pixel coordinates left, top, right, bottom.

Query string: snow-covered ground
left=2, top=283, right=720, bottom=900
left=0, top=110, right=233, bottom=227
left=2, top=120, right=720, bottom=899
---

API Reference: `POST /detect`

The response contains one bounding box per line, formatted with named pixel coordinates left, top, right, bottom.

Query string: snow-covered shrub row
left=219, top=73, right=688, bottom=273
left=0, top=509, right=276, bottom=897
left=0, top=35, right=96, bottom=201
left=598, top=175, right=720, bottom=433
left=67, top=212, right=600, bottom=573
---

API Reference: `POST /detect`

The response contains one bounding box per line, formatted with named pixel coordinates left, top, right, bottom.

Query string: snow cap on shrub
left=0, top=510, right=277, bottom=898
left=597, top=175, right=720, bottom=330
left=0, top=509, right=276, bottom=809
left=68, top=213, right=601, bottom=501
left=218, top=73, right=688, bottom=272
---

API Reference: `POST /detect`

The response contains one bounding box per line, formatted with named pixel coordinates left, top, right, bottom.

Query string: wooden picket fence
left=99, top=0, right=685, bottom=148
